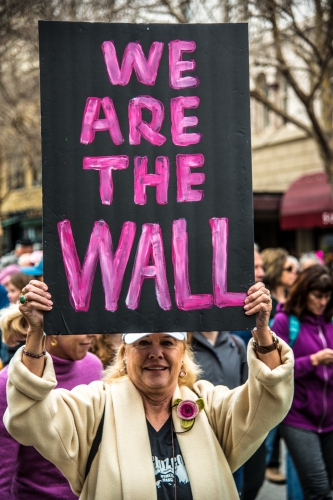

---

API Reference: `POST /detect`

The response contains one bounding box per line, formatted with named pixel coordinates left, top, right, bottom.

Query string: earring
left=179, top=363, right=186, bottom=378
left=51, top=336, right=57, bottom=347
left=119, top=359, right=127, bottom=374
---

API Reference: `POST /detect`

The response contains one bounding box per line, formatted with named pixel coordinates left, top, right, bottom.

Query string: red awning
left=280, top=172, right=333, bottom=230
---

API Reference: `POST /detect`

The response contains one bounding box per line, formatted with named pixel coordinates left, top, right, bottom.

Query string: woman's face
left=124, top=333, right=184, bottom=398
left=7, top=282, right=22, bottom=304
left=47, top=334, right=99, bottom=361
left=306, top=290, right=332, bottom=316
left=280, top=258, right=299, bottom=288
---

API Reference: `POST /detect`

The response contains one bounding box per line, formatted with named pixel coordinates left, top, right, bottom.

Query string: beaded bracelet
left=22, top=348, right=47, bottom=359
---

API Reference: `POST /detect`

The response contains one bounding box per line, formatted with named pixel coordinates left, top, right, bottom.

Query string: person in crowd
left=0, top=264, right=21, bottom=289
left=190, top=331, right=247, bottom=388
left=5, top=273, right=31, bottom=305
left=3, top=279, right=293, bottom=500
left=0, top=239, right=33, bottom=270
left=18, top=253, right=33, bottom=267
left=299, top=252, right=321, bottom=271
left=0, top=273, right=31, bottom=367
left=272, top=265, right=333, bottom=500
left=20, top=257, right=43, bottom=280
left=261, top=247, right=299, bottom=485
left=89, top=333, right=122, bottom=368
left=261, top=248, right=299, bottom=316
left=0, top=305, right=102, bottom=499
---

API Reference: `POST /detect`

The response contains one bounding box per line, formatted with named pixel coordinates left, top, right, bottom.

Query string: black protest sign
left=40, top=21, right=255, bottom=334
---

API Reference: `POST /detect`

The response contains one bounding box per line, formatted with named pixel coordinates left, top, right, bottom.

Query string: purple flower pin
left=173, top=398, right=204, bottom=431
left=177, top=400, right=199, bottom=420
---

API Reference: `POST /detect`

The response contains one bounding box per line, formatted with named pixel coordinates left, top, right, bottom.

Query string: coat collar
left=171, top=384, right=223, bottom=497
left=110, top=377, right=223, bottom=499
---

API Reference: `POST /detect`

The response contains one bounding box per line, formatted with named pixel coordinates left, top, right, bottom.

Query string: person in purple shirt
left=272, top=265, right=333, bottom=500
left=0, top=308, right=102, bottom=500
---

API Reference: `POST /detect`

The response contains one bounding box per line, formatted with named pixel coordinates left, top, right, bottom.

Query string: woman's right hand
left=18, top=280, right=53, bottom=338
left=18, top=281, right=53, bottom=376
left=310, top=348, right=333, bottom=366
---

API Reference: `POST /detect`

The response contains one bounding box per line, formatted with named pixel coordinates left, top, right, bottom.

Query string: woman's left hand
left=244, top=282, right=272, bottom=343
left=244, top=282, right=281, bottom=369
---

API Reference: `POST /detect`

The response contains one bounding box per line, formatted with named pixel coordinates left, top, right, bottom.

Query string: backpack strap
left=289, top=314, right=301, bottom=348
left=84, top=408, right=105, bottom=482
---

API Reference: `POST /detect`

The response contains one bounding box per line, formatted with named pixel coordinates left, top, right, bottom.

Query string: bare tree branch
left=250, top=88, right=314, bottom=136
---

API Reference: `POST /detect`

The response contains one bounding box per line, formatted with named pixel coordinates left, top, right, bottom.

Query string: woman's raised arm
left=18, top=280, right=53, bottom=376
left=244, top=281, right=282, bottom=370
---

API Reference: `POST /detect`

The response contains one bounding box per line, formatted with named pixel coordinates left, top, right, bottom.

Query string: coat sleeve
left=3, top=347, right=106, bottom=496
left=194, top=337, right=294, bottom=472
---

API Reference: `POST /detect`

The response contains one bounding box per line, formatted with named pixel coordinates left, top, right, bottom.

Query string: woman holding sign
left=4, top=280, right=293, bottom=500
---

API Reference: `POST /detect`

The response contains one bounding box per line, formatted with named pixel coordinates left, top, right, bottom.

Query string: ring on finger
left=21, top=287, right=27, bottom=294
left=19, top=294, right=28, bottom=304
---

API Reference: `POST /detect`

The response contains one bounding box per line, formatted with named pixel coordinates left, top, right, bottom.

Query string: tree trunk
left=323, top=151, right=333, bottom=201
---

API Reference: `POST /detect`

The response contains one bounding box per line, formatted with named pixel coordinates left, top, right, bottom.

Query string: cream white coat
left=4, top=338, right=294, bottom=500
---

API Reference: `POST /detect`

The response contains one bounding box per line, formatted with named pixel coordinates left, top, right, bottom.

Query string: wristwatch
left=252, top=330, right=280, bottom=354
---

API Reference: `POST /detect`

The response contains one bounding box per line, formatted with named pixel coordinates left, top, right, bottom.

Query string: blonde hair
left=89, top=334, right=122, bottom=368
left=103, top=340, right=202, bottom=389
left=0, top=306, right=28, bottom=347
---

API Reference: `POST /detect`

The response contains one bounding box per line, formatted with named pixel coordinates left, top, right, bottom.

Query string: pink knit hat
left=0, top=264, right=21, bottom=286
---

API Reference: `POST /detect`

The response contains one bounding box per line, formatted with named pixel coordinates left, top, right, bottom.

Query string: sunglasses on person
left=283, top=266, right=299, bottom=273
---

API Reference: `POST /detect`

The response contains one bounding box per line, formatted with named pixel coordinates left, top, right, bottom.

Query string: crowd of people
left=0, top=238, right=331, bottom=500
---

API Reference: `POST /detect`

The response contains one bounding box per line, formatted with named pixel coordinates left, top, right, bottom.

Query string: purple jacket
left=0, top=351, right=103, bottom=499
left=272, top=310, right=333, bottom=433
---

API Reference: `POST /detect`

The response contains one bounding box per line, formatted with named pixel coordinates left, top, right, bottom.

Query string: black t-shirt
left=147, top=416, right=193, bottom=500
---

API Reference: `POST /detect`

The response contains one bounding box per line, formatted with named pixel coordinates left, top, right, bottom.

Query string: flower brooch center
left=172, top=398, right=205, bottom=431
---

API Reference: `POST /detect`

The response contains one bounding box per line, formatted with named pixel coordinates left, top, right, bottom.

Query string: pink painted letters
left=102, top=40, right=164, bottom=86
left=126, top=224, right=171, bottom=310
left=210, top=218, right=247, bottom=307
left=80, top=97, right=123, bottom=145
left=176, top=154, right=205, bottom=202
left=170, top=96, right=201, bottom=146
left=169, top=40, right=199, bottom=90
left=134, top=156, right=170, bottom=205
left=172, top=219, right=213, bottom=310
left=68, top=36, right=248, bottom=320
left=128, top=96, right=166, bottom=146
left=58, top=219, right=136, bottom=312
left=83, top=156, right=129, bottom=205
